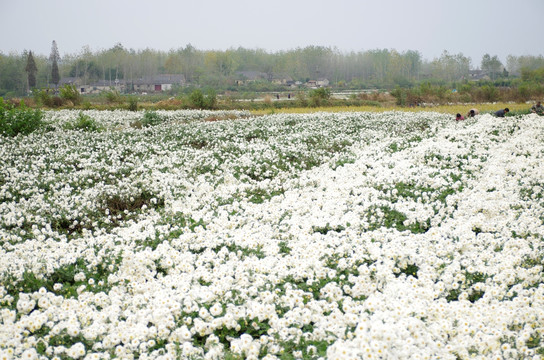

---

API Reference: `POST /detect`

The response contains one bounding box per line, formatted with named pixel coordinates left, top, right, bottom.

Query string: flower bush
left=0, top=98, right=44, bottom=137
left=0, top=109, right=543, bottom=359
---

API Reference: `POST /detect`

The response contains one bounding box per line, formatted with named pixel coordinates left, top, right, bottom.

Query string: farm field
left=0, top=110, right=543, bottom=360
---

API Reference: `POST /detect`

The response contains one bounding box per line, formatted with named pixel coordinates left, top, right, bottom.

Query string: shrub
left=0, top=98, right=44, bottom=136
left=295, top=91, right=308, bottom=107
left=59, top=84, right=82, bottom=106
left=103, top=88, right=123, bottom=104
left=63, top=112, right=102, bottom=132
left=263, top=94, right=273, bottom=107
left=34, top=89, right=54, bottom=107
left=187, top=88, right=217, bottom=109
left=204, top=88, right=217, bottom=109
left=82, top=100, right=92, bottom=110
left=390, top=87, right=407, bottom=106
left=127, top=96, right=138, bottom=111
left=141, top=110, right=162, bottom=127
left=309, top=87, right=331, bottom=107
left=188, top=89, right=205, bottom=108
left=477, top=85, right=500, bottom=102
left=52, top=96, right=64, bottom=107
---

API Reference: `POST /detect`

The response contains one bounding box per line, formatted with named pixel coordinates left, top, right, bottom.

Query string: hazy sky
left=1, top=0, right=543, bottom=67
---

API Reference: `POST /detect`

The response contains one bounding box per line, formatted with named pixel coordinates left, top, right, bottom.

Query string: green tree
left=0, top=52, right=26, bottom=96
left=521, top=66, right=544, bottom=82
left=179, top=44, right=203, bottom=83
left=25, top=51, right=38, bottom=89
left=164, top=51, right=183, bottom=74
left=431, top=51, right=471, bottom=82
left=481, top=54, right=503, bottom=80
left=69, top=59, right=101, bottom=79
left=50, top=40, right=60, bottom=87
left=205, top=50, right=236, bottom=76
left=51, top=60, right=59, bottom=87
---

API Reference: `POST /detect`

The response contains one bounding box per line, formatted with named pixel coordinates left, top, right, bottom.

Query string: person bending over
left=494, top=108, right=509, bottom=117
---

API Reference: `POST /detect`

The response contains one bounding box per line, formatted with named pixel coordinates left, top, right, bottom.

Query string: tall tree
left=25, top=50, right=38, bottom=89
left=431, top=51, right=470, bottom=82
left=50, top=40, right=60, bottom=86
left=0, top=52, right=26, bottom=96
left=481, top=54, right=503, bottom=80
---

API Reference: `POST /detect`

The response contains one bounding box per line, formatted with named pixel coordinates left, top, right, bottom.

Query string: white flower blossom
left=1, top=110, right=543, bottom=359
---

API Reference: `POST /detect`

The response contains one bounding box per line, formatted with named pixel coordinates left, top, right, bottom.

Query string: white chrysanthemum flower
left=2, top=110, right=543, bottom=359
left=209, top=303, right=223, bottom=317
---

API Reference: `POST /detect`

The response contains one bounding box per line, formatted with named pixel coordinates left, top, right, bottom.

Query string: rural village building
left=131, top=74, right=185, bottom=93
left=306, top=78, right=330, bottom=88
left=58, top=74, right=185, bottom=94
left=468, top=70, right=491, bottom=81
left=270, top=73, right=294, bottom=86
left=235, top=71, right=325, bottom=88
left=234, top=71, right=268, bottom=85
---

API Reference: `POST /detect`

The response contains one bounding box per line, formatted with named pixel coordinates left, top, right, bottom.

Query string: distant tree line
left=1, top=42, right=544, bottom=97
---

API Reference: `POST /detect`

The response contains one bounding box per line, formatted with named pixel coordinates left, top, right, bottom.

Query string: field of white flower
left=0, top=109, right=543, bottom=360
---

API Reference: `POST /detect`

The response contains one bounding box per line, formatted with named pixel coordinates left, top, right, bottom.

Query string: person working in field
left=466, top=109, right=479, bottom=118
left=531, top=101, right=543, bottom=115
left=494, top=108, right=509, bottom=117
left=456, top=113, right=465, bottom=121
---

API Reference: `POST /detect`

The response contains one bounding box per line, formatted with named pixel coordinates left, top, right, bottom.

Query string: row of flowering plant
left=1, top=109, right=543, bottom=359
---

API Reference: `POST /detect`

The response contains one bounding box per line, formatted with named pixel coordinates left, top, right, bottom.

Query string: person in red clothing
left=456, top=113, right=465, bottom=121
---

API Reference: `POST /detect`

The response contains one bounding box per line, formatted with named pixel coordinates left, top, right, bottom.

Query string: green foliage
left=103, top=88, right=123, bottom=104
left=3, top=45, right=544, bottom=98
left=63, top=112, right=102, bottom=132
left=127, top=95, right=138, bottom=111
left=309, top=87, right=331, bottom=107
left=2, top=256, right=121, bottom=308
left=446, top=270, right=489, bottom=303
left=204, top=88, right=217, bottom=108
left=295, top=91, right=308, bottom=107
left=397, top=263, right=419, bottom=278
left=136, top=212, right=205, bottom=250
left=33, top=89, right=66, bottom=108
left=59, top=84, right=82, bottom=105
left=33, top=89, right=54, bottom=107
left=391, top=87, right=407, bottom=106
left=521, top=66, right=544, bottom=82
left=187, top=88, right=217, bottom=109
left=141, top=110, right=162, bottom=127
left=0, top=97, right=44, bottom=136
left=102, top=190, right=164, bottom=224
left=278, top=241, right=292, bottom=255
left=481, top=54, right=503, bottom=80
left=477, top=84, right=499, bottom=102
left=366, top=205, right=430, bottom=234
left=188, top=89, right=205, bottom=108
left=51, top=60, right=60, bottom=86
left=243, top=187, right=285, bottom=204
left=25, top=51, right=38, bottom=89
left=312, top=223, right=346, bottom=235
left=50, top=41, right=60, bottom=86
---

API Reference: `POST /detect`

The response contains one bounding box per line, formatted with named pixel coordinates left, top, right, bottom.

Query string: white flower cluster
left=1, top=110, right=543, bottom=359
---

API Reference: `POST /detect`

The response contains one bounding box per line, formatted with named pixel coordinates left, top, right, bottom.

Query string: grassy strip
left=250, top=103, right=532, bottom=116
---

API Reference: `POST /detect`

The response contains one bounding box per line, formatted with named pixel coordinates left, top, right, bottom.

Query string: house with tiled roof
left=235, top=71, right=268, bottom=85
left=131, top=74, right=185, bottom=93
